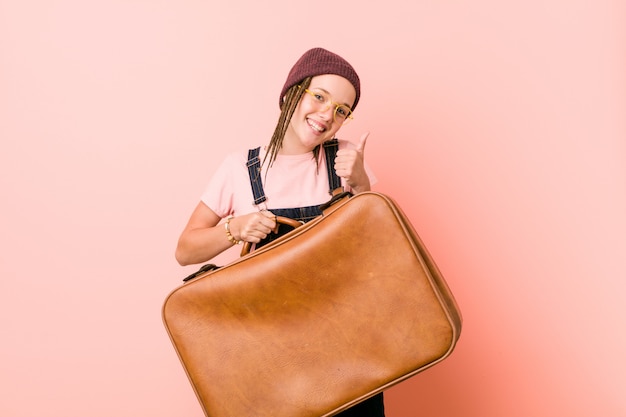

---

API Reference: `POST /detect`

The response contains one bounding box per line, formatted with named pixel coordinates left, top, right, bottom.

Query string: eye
left=313, top=93, right=325, bottom=102
left=336, top=105, right=350, bottom=118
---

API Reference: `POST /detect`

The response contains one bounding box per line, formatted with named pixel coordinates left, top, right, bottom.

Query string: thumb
left=357, top=131, right=369, bottom=154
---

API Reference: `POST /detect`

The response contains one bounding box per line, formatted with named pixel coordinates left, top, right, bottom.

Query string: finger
left=259, top=210, right=278, bottom=233
left=260, top=209, right=276, bottom=219
left=260, top=210, right=277, bottom=227
left=356, top=131, right=369, bottom=154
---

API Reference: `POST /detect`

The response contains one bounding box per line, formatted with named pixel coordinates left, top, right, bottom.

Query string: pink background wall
left=1, top=1, right=625, bottom=416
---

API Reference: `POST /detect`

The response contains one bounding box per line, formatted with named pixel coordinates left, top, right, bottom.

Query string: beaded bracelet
left=224, top=216, right=241, bottom=245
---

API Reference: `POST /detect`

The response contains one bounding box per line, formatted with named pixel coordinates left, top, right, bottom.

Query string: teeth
left=308, top=119, right=325, bottom=132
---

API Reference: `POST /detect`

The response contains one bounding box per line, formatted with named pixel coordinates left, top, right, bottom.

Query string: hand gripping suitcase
left=162, top=191, right=462, bottom=417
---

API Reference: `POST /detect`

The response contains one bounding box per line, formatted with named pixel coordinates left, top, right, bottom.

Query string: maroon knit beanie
left=279, top=47, right=361, bottom=111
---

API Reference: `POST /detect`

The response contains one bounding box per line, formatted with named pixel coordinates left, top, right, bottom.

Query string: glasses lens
left=334, top=105, right=352, bottom=124
left=307, top=89, right=353, bottom=124
left=335, top=105, right=351, bottom=119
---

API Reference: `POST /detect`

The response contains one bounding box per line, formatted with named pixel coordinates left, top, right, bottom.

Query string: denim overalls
left=246, top=139, right=342, bottom=247
left=246, top=139, right=385, bottom=417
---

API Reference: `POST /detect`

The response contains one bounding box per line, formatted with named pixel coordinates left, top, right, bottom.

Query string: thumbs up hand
left=334, top=132, right=371, bottom=194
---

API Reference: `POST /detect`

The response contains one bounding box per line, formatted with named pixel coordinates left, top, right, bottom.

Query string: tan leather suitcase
left=162, top=191, right=462, bottom=417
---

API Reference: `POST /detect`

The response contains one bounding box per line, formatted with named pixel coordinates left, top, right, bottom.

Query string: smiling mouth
left=307, top=118, right=327, bottom=133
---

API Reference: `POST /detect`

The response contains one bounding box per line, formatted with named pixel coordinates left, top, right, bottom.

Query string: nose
left=318, top=104, right=334, bottom=122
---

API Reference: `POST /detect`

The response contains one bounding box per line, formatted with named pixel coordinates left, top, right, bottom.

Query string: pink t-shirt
left=201, top=140, right=376, bottom=218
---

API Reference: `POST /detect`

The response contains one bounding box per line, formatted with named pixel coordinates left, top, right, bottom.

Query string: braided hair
left=262, top=77, right=323, bottom=170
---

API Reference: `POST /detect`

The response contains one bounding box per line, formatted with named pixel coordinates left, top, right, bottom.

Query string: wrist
left=224, top=216, right=241, bottom=245
left=350, top=179, right=371, bottom=194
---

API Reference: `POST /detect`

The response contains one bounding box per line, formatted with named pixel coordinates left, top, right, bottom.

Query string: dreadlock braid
left=262, top=77, right=318, bottom=169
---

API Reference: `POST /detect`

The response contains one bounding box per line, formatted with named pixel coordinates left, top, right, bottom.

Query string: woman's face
left=283, top=74, right=356, bottom=154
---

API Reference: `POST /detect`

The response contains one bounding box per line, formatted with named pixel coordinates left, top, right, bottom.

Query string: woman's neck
left=279, top=130, right=314, bottom=155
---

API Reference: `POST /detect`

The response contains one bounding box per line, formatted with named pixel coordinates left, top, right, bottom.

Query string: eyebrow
left=309, top=87, right=352, bottom=108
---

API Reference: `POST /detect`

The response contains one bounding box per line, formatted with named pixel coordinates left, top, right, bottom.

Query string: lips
left=307, top=118, right=327, bottom=133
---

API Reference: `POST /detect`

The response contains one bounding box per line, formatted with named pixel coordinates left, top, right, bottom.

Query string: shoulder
left=221, top=146, right=262, bottom=166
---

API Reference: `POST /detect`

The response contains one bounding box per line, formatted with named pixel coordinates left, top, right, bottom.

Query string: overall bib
left=246, top=139, right=385, bottom=417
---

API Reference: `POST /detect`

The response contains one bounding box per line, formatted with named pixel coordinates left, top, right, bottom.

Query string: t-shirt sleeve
left=200, top=153, right=237, bottom=218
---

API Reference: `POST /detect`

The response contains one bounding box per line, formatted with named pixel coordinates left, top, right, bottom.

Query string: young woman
left=175, top=47, right=384, bottom=416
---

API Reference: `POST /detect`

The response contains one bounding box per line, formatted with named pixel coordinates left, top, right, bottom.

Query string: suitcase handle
left=319, top=190, right=352, bottom=212
left=240, top=215, right=303, bottom=256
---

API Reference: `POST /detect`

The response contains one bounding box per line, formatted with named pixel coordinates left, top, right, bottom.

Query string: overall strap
left=246, top=147, right=266, bottom=205
left=323, top=138, right=342, bottom=194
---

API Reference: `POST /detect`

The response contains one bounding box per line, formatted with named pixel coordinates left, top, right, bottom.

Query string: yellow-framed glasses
left=303, top=88, right=354, bottom=124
